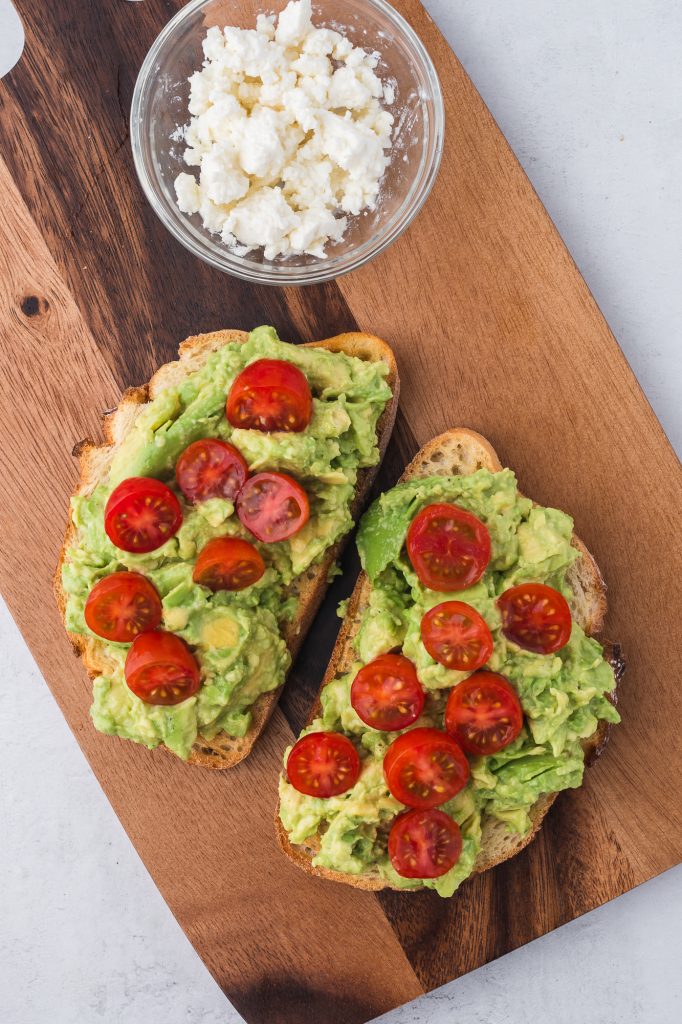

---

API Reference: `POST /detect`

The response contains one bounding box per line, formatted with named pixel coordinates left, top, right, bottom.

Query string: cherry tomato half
left=498, top=582, right=572, bottom=654
left=125, top=631, right=201, bottom=706
left=237, top=472, right=309, bottom=543
left=388, top=808, right=463, bottom=879
left=421, top=600, right=494, bottom=672
left=193, top=537, right=265, bottom=592
left=406, top=503, right=491, bottom=592
left=226, top=359, right=312, bottom=432
left=104, top=477, right=182, bottom=554
left=175, top=439, right=248, bottom=504
left=351, top=654, right=425, bottom=732
left=286, top=731, right=361, bottom=798
left=383, top=727, right=470, bottom=809
left=84, top=571, right=162, bottom=643
left=445, top=670, right=523, bottom=755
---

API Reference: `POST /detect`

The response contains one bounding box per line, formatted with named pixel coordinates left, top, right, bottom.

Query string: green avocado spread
left=62, top=326, right=391, bottom=759
left=278, top=468, right=620, bottom=896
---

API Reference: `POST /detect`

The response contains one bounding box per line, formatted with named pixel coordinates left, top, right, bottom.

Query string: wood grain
left=336, top=0, right=682, bottom=990
left=0, top=156, right=424, bottom=1024
left=1, top=0, right=680, bottom=1021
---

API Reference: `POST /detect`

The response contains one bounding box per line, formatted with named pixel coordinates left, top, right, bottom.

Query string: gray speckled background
left=1, top=1, right=680, bottom=1021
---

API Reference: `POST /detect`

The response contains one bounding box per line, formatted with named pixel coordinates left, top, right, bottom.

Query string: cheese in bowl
left=174, top=0, right=396, bottom=260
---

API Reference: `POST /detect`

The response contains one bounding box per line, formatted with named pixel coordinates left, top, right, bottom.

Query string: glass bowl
left=130, top=0, right=445, bottom=285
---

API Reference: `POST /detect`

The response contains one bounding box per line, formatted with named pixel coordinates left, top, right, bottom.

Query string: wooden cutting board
left=1, top=1, right=680, bottom=1021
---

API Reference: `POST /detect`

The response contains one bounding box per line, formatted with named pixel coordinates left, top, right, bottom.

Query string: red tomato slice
left=383, top=727, right=470, bottom=809
left=445, top=670, right=523, bottom=755
left=175, top=439, right=248, bottom=503
left=286, top=731, right=361, bottom=798
left=388, top=807, right=463, bottom=879
left=236, top=472, right=309, bottom=543
left=350, top=654, right=425, bottom=732
left=193, top=537, right=265, bottom=592
left=84, top=571, right=162, bottom=643
left=421, top=600, right=493, bottom=672
left=498, top=582, right=572, bottom=654
left=226, top=359, right=312, bottom=432
left=406, top=503, right=491, bottom=592
left=104, top=477, right=182, bottom=554
left=125, top=631, right=200, bottom=706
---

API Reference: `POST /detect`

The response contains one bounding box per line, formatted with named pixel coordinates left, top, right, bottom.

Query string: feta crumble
left=173, top=0, right=395, bottom=260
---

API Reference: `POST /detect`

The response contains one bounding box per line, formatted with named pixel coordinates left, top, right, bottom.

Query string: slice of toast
left=276, top=428, right=621, bottom=890
left=54, top=329, right=399, bottom=769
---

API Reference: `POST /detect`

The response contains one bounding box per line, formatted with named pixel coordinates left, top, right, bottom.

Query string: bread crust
left=276, top=428, right=622, bottom=890
left=54, top=329, right=399, bottom=769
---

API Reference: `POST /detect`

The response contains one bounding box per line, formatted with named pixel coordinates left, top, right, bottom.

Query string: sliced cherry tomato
left=445, top=670, right=523, bottom=755
left=286, top=731, right=360, bottom=798
left=421, top=600, right=493, bottom=672
left=104, top=477, right=182, bottom=554
left=350, top=654, right=425, bottom=732
left=406, top=503, right=491, bottom=592
left=226, top=359, right=312, bottom=432
left=383, top=727, right=470, bottom=809
left=388, top=808, right=463, bottom=879
left=84, top=571, right=162, bottom=643
left=193, top=537, right=265, bottom=592
left=175, top=439, right=248, bottom=504
left=236, top=472, right=309, bottom=543
left=125, top=630, right=200, bottom=706
left=498, top=582, right=572, bottom=654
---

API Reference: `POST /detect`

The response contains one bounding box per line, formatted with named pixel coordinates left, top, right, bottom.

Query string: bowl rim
left=130, top=0, right=445, bottom=286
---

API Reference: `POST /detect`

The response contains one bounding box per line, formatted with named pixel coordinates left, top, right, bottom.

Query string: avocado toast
left=55, top=326, right=398, bottom=768
left=277, top=429, right=621, bottom=894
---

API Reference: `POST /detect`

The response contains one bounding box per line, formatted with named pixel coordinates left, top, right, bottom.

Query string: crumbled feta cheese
left=319, top=111, right=386, bottom=178
left=222, top=187, right=298, bottom=260
left=174, top=173, right=201, bottom=215
left=200, top=146, right=249, bottom=206
left=201, top=26, right=225, bottom=63
left=302, top=27, right=342, bottom=56
left=332, top=36, right=354, bottom=61
left=289, top=206, right=347, bottom=258
left=290, top=53, right=332, bottom=79
left=199, top=196, right=231, bottom=233
left=275, top=0, right=313, bottom=47
left=328, top=66, right=373, bottom=111
left=255, top=13, right=276, bottom=40
left=238, top=107, right=286, bottom=179
left=173, top=0, right=394, bottom=259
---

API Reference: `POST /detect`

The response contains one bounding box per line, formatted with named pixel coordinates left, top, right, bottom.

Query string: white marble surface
left=1, top=1, right=681, bottom=1022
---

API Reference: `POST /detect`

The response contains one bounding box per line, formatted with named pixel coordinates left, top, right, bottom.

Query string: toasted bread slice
left=54, top=329, right=399, bottom=769
left=276, top=428, right=621, bottom=889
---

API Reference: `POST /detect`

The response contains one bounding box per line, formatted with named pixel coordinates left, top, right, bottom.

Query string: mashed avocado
left=278, top=468, right=620, bottom=896
left=62, top=326, right=391, bottom=759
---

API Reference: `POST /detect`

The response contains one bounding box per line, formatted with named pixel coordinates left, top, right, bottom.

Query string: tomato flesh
left=287, top=731, right=360, bottom=798
left=193, top=537, right=265, bottom=592
left=237, top=472, right=309, bottom=543
left=445, top=670, right=523, bottom=755
left=421, top=600, right=493, bottom=671
left=84, top=571, right=162, bottom=643
left=388, top=808, right=463, bottom=879
left=406, top=503, right=491, bottom=592
left=498, top=582, right=572, bottom=654
left=125, top=631, right=201, bottom=706
left=175, top=439, right=248, bottom=504
left=104, top=477, right=182, bottom=553
left=226, top=359, right=312, bottom=432
left=351, top=654, right=425, bottom=732
left=383, top=727, right=470, bottom=809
